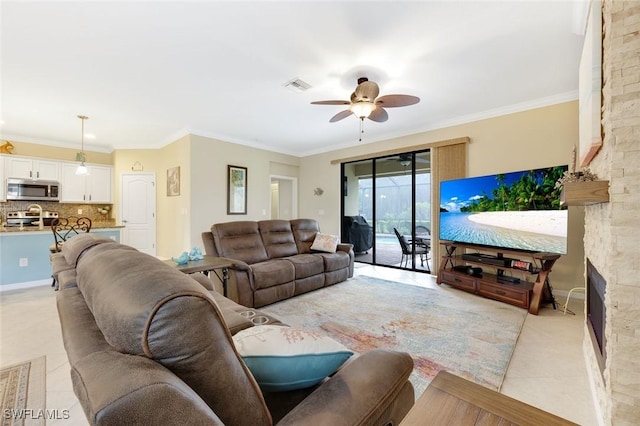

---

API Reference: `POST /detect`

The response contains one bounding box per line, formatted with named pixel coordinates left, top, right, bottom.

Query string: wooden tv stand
left=437, top=241, right=560, bottom=315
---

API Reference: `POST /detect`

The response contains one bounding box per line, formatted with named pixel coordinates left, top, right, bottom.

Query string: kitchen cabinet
left=4, top=155, right=59, bottom=180
left=60, top=163, right=112, bottom=203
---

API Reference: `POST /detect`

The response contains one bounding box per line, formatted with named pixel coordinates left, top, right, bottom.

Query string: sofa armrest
left=336, top=243, right=355, bottom=278
left=224, top=257, right=251, bottom=272
left=190, top=273, right=215, bottom=291
left=71, top=351, right=224, bottom=425
left=336, top=243, right=353, bottom=253
left=276, top=349, right=414, bottom=426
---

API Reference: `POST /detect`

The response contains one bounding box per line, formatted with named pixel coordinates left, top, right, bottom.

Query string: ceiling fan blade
left=375, top=94, right=420, bottom=108
left=367, top=107, right=388, bottom=123
left=311, top=100, right=351, bottom=105
left=354, top=81, right=379, bottom=102
left=329, top=109, right=354, bottom=122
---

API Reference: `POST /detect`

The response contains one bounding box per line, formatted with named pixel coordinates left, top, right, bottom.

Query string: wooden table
left=400, top=371, right=577, bottom=426
left=165, top=255, right=233, bottom=297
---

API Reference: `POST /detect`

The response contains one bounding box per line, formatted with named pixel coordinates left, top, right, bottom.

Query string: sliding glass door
left=341, top=150, right=431, bottom=272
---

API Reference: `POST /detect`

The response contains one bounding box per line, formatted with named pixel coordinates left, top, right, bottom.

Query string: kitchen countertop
left=0, top=223, right=125, bottom=233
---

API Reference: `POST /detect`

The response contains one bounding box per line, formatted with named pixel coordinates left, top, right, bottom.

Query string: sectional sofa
left=202, top=219, right=354, bottom=308
left=54, top=234, right=415, bottom=425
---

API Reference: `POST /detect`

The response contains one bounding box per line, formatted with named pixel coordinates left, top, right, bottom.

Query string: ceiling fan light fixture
left=350, top=101, right=376, bottom=119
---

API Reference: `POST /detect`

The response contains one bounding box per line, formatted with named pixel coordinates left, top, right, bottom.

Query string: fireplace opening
left=586, top=258, right=606, bottom=374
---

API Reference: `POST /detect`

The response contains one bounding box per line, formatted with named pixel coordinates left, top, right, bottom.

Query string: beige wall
left=114, top=137, right=192, bottom=259
left=98, top=136, right=300, bottom=259
left=3, top=140, right=113, bottom=164
left=298, top=101, right=584, bottom=292
left=188, top=135, right=300, bottom=256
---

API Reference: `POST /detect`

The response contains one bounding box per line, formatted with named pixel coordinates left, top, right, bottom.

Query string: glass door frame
left=340, top=149, right=431, bottom=273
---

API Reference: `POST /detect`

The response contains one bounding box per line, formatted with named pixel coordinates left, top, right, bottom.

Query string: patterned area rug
left=261, top=275, right=526, bottom=397
left=0, top=356, right=46, bottom=426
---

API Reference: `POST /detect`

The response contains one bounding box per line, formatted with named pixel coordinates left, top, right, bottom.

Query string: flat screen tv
left=439, top=165, right=568, bottom=254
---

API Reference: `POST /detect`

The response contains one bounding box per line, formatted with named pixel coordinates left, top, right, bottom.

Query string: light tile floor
left=0, top=264, right=598, bottom=425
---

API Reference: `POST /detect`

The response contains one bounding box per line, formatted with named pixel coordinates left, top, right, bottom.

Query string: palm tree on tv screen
left=460, top=167, right=565, bottom=213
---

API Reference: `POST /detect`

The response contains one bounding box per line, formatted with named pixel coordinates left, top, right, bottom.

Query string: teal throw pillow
left=232, top=325, right=353, bottom=392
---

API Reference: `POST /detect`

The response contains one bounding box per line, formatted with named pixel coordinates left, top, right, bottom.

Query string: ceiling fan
left=311, top=77, right=420, bottom=123
left=381, top=153, right=431, bottom=167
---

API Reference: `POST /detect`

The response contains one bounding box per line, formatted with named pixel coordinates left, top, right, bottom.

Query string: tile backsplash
left=0, top=201, right=115, bottom=226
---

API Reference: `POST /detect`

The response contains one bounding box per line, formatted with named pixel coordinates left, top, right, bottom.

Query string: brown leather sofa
left=202, top=219, right=355, bottom=308
left=55, top=234, right=415, bottom=425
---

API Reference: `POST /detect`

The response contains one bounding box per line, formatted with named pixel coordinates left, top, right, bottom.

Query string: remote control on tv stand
left=497, top=276, right=520, bottom=284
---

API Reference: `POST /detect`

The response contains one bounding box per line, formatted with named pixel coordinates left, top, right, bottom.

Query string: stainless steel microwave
left=6, top=178, right=60, bottom=201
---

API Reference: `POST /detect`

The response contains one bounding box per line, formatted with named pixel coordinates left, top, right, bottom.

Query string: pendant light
left=75, top=115, right=88, bottom=175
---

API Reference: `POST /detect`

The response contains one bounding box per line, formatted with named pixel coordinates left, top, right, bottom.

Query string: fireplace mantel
left=560, top=180, right=609, bottom=206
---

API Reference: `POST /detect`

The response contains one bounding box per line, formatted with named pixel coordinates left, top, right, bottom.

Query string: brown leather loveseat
left=202, top=219, right=354, bottom=308
left=55, top=234, right=415, bottom=425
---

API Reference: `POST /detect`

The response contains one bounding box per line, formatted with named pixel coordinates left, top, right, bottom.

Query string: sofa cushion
left=291, top=219, right=320, bottom=254
left=259, top=220, right=298, bottom=258
left=212, top=221, right=269, bottom=265
left=75, top=245, right=271, bottom=426
left=232, top=325, right=353, bottom=392
left=251, top=260, right=295, bottom=290
left=310, top=232, right=339, bottom=253
left=284, top=254, right=324, bottom=279
left=319, top=252, right=351, bottom=272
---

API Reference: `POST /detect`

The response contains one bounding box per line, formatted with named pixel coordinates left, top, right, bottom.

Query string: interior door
left=269, top=176, right=297, bottom=220
left=120, top=172, right=156, bottom=256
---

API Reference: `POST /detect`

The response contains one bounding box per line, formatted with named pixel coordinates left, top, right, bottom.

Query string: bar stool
left=49, top=217, right=92, bottom=289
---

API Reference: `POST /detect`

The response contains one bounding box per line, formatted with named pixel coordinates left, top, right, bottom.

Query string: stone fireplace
left=581, top=1, right=640, bottom=425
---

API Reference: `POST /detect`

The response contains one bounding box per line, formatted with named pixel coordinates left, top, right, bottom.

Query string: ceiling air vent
left=283, top=78, right=311, bottom=93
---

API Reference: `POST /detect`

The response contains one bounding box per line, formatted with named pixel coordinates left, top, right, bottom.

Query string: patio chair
left=393, top=227, right=430, bottom=271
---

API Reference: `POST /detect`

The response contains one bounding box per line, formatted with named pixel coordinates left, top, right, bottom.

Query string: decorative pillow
left=310, top=232, right=339, bottom=253
left=232, top=325, right=353, bottom=392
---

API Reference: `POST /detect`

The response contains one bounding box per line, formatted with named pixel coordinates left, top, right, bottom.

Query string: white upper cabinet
left=85, top=165, right=112, bottom=203
left=1, top=154, right=112, bottom=204
left=60, top=162, right=112, bottom=203
left=4, top=155, right=59, bottom=180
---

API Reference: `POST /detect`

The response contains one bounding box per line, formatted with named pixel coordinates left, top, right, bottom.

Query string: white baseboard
left=0, top=279, right=51, bottom=292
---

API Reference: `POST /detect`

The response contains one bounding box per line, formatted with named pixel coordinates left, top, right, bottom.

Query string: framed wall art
left=227, top=165, right=247, bottom=214
left=167, top=166, right=180, bottom=196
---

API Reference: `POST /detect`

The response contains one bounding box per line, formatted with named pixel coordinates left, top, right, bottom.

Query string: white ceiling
left=0, top=1, right=586, bottom=157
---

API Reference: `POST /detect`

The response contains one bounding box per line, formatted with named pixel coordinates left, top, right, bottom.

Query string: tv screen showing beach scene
left=439, top=165, right=568, bottom=254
